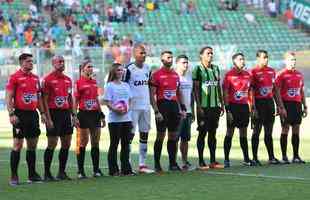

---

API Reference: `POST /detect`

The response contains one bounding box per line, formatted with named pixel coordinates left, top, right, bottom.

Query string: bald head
left=133, top=44, right=146, bottom=66
left=52, top=55, right=65, bottom=72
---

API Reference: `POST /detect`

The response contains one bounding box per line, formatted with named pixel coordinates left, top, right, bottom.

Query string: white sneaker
left=138, top=165, right=155, bottom=174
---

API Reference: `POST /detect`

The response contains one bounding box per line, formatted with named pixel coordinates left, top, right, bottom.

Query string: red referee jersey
left=42, top=71, right=72, bottom=109
left=74, top=76, right=99, bottom=110
left=250, top=66, right=275, bottom=99
left=223, top=67, right=252, bottom=104
left=275, top=68, right=304, bottom=102
left=150, top=67, right=180, bottom=101
left=6, top=69, right=40, bottom=110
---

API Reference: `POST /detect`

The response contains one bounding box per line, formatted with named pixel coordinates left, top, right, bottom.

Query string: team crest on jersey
left=259, top=87, right=271, bottom=96
left=23, top=93, right=37, bottom=104
left=287, top=88, right=300, bottom=97
left=163, top=90, right=176, bottom=100
left=234, top=91, right=247, bottom=101
left=55, top=96, right=66, bottom=107
left=85, top=99, right=97, bottom=110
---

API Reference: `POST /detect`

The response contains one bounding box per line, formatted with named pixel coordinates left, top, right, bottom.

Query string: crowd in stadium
left=5, top=44, right=307, bottom=186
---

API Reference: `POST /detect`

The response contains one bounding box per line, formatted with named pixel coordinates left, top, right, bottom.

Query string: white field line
left=0, top=159, right=309, bottom=181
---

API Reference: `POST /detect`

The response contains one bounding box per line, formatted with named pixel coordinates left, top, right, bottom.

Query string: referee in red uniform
left=250, top=50, right=286, bottom=165
left=73, top=59, right=106, bottom=179
left=150, top=51, right=186, bottom=173
left=222, top=53, right=254, bottom=168
left=275, top=52, right=307, bottom=164
left=42, top=55, right=73, bottom=181
left=6, top=52, right=47, bottom=185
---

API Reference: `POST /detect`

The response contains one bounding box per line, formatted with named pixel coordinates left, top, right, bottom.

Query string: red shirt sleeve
left=275, top=72, right=283, bottom=89
left=74, top=81, right=80, bottom=100
left=6, top=75, right=17, bottom=92
left=222, top=72, right=230, bottom=91
left=150, top=71, right=159, bottom=87
left=41, top=77, right=50, bottom=94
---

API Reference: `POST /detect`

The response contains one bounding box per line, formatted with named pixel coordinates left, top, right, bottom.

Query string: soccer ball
left=113, top=100, right=128, bottom=112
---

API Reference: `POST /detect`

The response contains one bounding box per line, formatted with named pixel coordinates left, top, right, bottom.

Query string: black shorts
left=227, top=104, right=250, bottom=128
left=281, top=101, right=302, bottom=126
left=13, top=109, right=41, bottom=139
left=77, top=110, right=101, bottom=129
left=253, top=98, right=275, bottom=126
left=178, top=113, right=192, bottom=142
left=197, top=107, right=221, bottom=132
left=156, top=100, right=180, bottom=133
left=46, top=109, right=73, bottom=137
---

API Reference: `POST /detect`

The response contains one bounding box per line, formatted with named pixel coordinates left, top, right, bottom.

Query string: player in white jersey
left=175, top=55, right=195, bottom=170
left=123, top=44, right=154, bottom=173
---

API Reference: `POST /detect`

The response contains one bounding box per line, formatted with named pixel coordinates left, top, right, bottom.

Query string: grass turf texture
left=1, top=110, right=310, bottom=199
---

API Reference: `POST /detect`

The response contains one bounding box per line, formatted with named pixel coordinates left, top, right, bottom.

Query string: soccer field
left=1, top=110, right=310, bottom=199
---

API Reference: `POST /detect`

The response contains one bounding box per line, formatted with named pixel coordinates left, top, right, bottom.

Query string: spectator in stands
left=0, top=18, right=11, bottom=46
left=73, top=34, right=83, bottom=57
left=106, top=3, right=115, bottom=22
left=114, top=3, right=123, bottom=23
left=179, top=0, right=187, bottom=15
left=202, top=20, right=226, bottom=33
left=268, top=0, right=277, bottom=18
left=284, top=6, right=294, bottom=29
left=65, top=34, right=73, bottom=55
left=24, top=26, right=34, bottom=46
left=187, top=0, right=196, bottom=14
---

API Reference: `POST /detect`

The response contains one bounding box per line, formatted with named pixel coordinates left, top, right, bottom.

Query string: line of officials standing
left=5, top=46, right=307, bottom=186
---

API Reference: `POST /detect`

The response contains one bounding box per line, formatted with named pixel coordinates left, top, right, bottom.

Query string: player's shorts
left=131, top=109, right=151, bottom=134
left=156, top=100, right=180, bottom=133
left=280, top=101, right=302, bottom=126
left=197, top=107, right=221, bottom=132
left=13, top=109, right=41, bottom=139
left=178, top=113, right=192, bottom=142
left=253, top=98, right=275, bottom=126
left=46, top=109, right=73, bottom=137
left=77, top=110, right=101, bottom=129
left=227, top=103, right=250, bottom=129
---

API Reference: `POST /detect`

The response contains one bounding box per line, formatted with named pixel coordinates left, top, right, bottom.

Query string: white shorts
left=131, top=110, right=151, bottom=134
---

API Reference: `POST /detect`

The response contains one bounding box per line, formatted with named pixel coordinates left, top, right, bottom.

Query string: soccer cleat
left=155, top=163, right=164, bottom=174
left=292, top=157, right=306, bottom=164
left=224, top=160, right=231, bottom=168
left=197, top=161, right=209, bottom=171
left=281, top=156, right=290, bottom=164
left=56, top=172, right=72, bottom=180
left=27, top=172, right=43, bottom=184
left=44, top=173, right=56, bottom=182
left=109, top=171, right=120, bottom=177
left=77, top=171, right=87, bottom=179
left=242, top=160, right=255, bottom=167
left=93, top=169, right=104, bottom=178
left=209, top=161, right=224, bottom=169
left=268, top=158, right=281, bottom=165
left=138, top=165, right=155, bottom=174
left=9, top=175, right=19, bottom=186
left=169, top=164, right=182, bottom=171
left=253, top=159, right=262, bottom=166
left=181, top=161, right=192, bottom=171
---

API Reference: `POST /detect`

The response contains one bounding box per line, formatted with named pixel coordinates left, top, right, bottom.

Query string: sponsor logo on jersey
left=134, top=80, right=148, bottom=86
left=204, top=80, right=218, bottom=87
left=287, top=88, right=300, bottom=97
left=23, top=93, right=37, bottom=104
left=84, top=99, right=97, bottom=110
left=163, top=90, right=176, bottom=100
left=55, top=96, right=67, bottom=107
left=234, top=91, right=247, bottom=101
left=259, top=87, right=272, bottom=96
